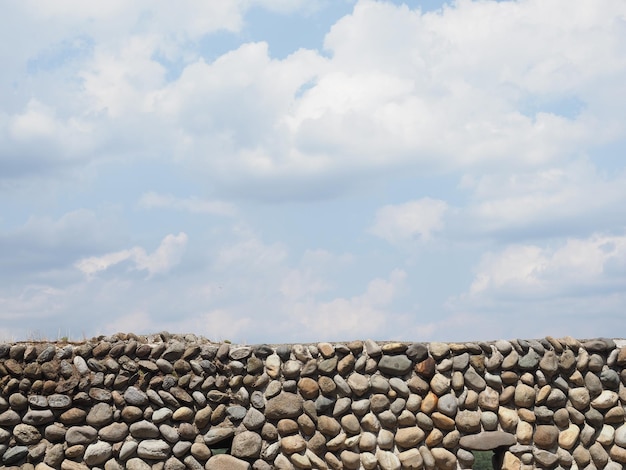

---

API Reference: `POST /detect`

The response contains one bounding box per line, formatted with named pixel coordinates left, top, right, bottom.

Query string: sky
left=1, top=0, right=625, bottom=344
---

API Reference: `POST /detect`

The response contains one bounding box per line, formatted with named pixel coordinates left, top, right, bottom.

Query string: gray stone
left=159, top=424, right=180, bottom=443
left=459, top=431, right=516, bottom=450
left=86, top=402, right=113, bottom=427
left=243, top=407, right=265, bottom=430
left=84, top=441, right=113, bottom=466
left=22, top=409, right=54, bottom=425
left=206, top=454, right=251, bottom=470
left=98, top=422, right=128, bottom=442
left=204, top=426, right=235, bottom=445
left=364, top=339, right=382, bottom=356
left=44, top=443, right=65, bottom=467
left=533, top=449, right=559, bottom=467
left=389, top=377, right=410, bottom=397
left=137, top=439, right=171, bottom=460
left=437, top=393, right=458, bottom=417
left=126, top=457, right=152, bottom=470
left=0, top=410, right=21, bottom=425
left=518, top=350, right=540, bottom=370
left=130, top=420, right=160, bottom=438
left=464, top=367, right=486, bottom=391
left=173, top=441, right=192, bottom=458
left=66, top=425, right=98, bottom=445
left=265, top=392, right=303, bottom=420
left=232, top=431, right=262, bottom=458
left=152, top=407, right=173, bottom=423
left=124, top=386, right=148, bottom=406
left=13, top=424, right=41, bottom=445
left=48, top=394, right=72, bottom=410
left=28, top=395, right=48, bottom=409
left=73, top=356, right=90, bottom=375
left=378, top=354, right=412, bottom=375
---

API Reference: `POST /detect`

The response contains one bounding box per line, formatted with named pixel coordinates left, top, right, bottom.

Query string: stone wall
left=0, top=334, right=625, bottom=470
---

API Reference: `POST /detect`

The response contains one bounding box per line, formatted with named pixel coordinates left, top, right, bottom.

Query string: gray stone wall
left=0, top=334, right=625, bottom=469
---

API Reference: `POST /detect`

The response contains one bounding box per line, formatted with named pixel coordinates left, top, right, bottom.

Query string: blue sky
left=1, top=0, right=626, bottom=343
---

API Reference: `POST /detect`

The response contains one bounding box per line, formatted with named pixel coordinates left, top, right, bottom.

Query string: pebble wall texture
left=0, top=334, right=625, bottom=470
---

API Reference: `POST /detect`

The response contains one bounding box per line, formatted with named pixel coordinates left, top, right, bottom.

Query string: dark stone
left=253, top=344, right=274, bottom=358
left=406, top=343, right=429, bottom=362
left=37, top=345, right=56, bottom=363
left=378, top=355, right=412, bottom=376
left=2, top=445, right=28, bottom=464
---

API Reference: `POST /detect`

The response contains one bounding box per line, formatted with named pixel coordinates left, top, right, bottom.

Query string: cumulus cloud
left=438, top=232, right=626, bottom=339
left=468, top=233, right=626, bottom=298
left=75, top=232, right=188, bottom=278
left=370, top=198, right=448, bottom=244
left=3, top=0, right=626, bottom=199
left=457, top=159, right=626, bottom=239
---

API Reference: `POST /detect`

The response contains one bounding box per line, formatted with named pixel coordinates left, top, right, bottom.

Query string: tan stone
left=376, top=449, right=401, bottom=470
left=430, top=448, right=456, bottom=470
left=478, top=387, right=499, bottom=411
left=442, top=430, right=460, bottom=449
left=573, top=445, right=591, bottom=467
left=420, top=392, right=438, bottom=414
left=395, top=426, right=426, bottom=448
left=278, top=419, right=299, bottom=436
left=610, top=444, right=626, bottom=463
left=589, top=441, right=609, bottom=468
left=431, top=412, right=455, bottom=430
left=464, top=390, right=479, bottom=409
left=297, top=378, right=319, bottom=400
left=205, top=454, right=251, bottom=470
left=425, top=428, right=443, bottom=448
left=318, top=416, right=341, bottom=437
left=501, top=451, right=521, bottom=470
left=456, top=410, right=481, bottom=433
left=281, top=435, right=306, bottom=454
left=517, top=408, right=535, bottom=423
left=516, top=420, right=533, bottom=445
left=398, top=448, right=423, bottom=469
left=568, top=387, right=590, bottom=410
left=591, top=390, right=618, bottom=409
left=360, top=452, right=378, bottom=470
left=322, top=452, right=340, bottom=470
left=558, top=423, right=580, bottom=450
left=534, top=425, right=558, bottom=450
left=498, top=407, right=519, bottom=432
left=266, top=354, right=281, bottom=379
left=340, top=450, right=360, bottom=470
left=605, top=405, right=625, bottom=424
left=359, top=432, right=377, bottom=452
left=535, top=385, right=550, bottom=405
left=597, top=424, right=615, bottom=446
left=514, top=384, right=535, bottom=408
left=289, top=452, right=310, bottom=469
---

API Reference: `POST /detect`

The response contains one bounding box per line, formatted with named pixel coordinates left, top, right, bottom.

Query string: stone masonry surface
left=0, top=333, right=625, bottom=469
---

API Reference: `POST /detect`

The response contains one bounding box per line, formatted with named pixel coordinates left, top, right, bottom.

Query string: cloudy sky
left=1, top=0, right=625, bottom=343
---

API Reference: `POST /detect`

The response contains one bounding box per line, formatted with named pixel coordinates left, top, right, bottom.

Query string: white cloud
left=455, top=159, right=626, bottom=239
left=75, top=232, right=188, bottom=278
left=3, top=0, right=626, bottom=199
left=462, top=232, right=626, bottom=300
left=138, top=192, right=237, bottom=216
left=294, top=269, right=407, bottom=340
left=370, top=198, right=448, bottom=244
